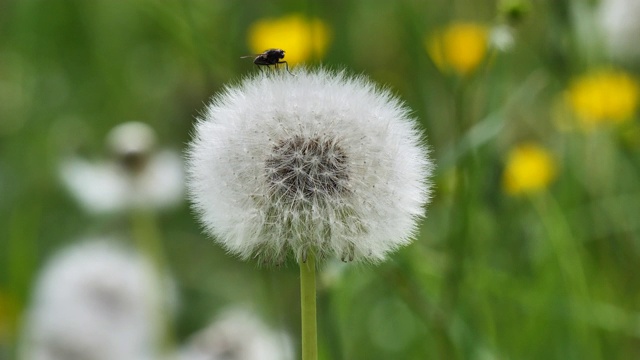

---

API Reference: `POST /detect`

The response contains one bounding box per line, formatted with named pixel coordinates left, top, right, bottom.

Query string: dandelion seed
left=187, top=68, right=433, bottom=265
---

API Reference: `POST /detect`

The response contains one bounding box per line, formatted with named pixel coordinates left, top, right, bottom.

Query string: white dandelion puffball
left=178, top=308, right=293, bottom=360
left=599, top=0, right=640, bottom=61
left=59, top=121, right=184, bottom=214
left=20, top=240, right=171, bottom=360
left=187, top=68, right=433, bottom=264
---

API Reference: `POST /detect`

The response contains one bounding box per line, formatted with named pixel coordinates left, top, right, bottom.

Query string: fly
left=241, top=48, right=295, bottom=76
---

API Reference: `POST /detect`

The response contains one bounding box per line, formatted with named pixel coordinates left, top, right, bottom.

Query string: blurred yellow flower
left=247, top=14, right=330, bottom=65
left=426, top=23, right=489, bottom=76
left=503, top=143, right=557, bottom=195
left=565, top=69, right=639, bottom=128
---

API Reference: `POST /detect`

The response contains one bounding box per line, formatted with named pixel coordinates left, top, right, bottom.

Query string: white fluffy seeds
left=187, top=68, right=433, bottom=264
left=178, top=308, right=293, bottom=360
left=20, top=240, right=172, bottom=360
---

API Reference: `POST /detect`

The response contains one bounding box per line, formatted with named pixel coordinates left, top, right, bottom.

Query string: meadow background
left=2, top=0, right=640, bottom=359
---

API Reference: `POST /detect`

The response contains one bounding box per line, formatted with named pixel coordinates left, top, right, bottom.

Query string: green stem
left=300, top=253, right=318, bottom=360
left=131, top=210, right=164, bottom=267
left=131, top=210, right=173, bottom=353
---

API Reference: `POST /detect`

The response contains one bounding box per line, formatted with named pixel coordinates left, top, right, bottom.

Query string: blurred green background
left=2, top=0, right=640, bottom=359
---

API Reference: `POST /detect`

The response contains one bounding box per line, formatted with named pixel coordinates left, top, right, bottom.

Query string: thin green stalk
left=131, top=209, right=174, bottom=353
left=131, top=210, right=164, bottom=267
left=300, top=252, right=318, bottom=360
left=7, top=204, right=40, bottom=359
left=531, top=194, right=601, bottom=358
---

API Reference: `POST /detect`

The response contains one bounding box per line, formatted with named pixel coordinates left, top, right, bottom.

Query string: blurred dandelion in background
left=178, top=308, right=293, bottom=360
left=564, top=69, right=639, bottom=130
left=247, top=14, right=331, bottom=65
left=598, top=0, right=640, bottom=62
left=58, top=121, right=184, bottom=214
left=502, top=143, right=557, bottom=195
left=426, top=22, right=490, bottom=76
left=489, top=24, right=515, bottom=52
left=19, top=240, right=175, bottom=360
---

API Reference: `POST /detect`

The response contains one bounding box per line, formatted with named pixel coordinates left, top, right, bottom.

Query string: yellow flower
left=565, top=69, right=639, bottom=129
left=503, top=143, right=557, bottom=195
left=247, top=14, right=330, bottom=65
left=426, top=23, right=489, bottom=76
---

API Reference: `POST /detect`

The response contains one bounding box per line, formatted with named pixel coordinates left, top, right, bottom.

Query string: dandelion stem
left=131, top=209, right=174, bottom=353
left=300, top=252, right=318, bottom=360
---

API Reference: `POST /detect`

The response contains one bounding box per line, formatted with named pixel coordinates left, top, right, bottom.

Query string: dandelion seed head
left=489, top=24, right=515, bottom=52
left=60, top=121, right=184, bottom=214
left=599, top=0, right=640, bottom=62
left=187, top=68, right=433, bottom=264
left=20, top=240, right=173, bottom=360
left=178, top=308, right=293, bottom=360
left=107, top=121, right=156, bottom=172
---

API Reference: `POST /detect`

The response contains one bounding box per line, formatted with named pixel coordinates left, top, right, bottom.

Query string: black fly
left=241, top=48, right=295, bottom=76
